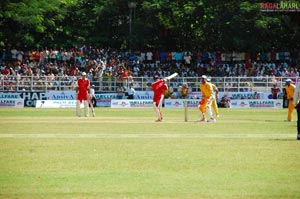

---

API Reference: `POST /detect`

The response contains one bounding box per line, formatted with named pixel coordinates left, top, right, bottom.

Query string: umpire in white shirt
left=293, top=82, right=300, bottom=140
left=127, top=84, right=136, bottom=99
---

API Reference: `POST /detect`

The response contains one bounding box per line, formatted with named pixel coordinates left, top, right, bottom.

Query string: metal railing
left=0, top=74, right=295, bottom=93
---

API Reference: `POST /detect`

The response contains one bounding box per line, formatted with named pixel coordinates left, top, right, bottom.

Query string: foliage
left=0, top=0, right=299, bottom=50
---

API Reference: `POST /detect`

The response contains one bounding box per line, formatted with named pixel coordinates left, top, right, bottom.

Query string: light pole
left=128, top=1, right=137, bottom=52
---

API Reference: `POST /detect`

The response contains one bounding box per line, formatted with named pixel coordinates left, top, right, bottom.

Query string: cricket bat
left=165, top=72, right=178, bottom=81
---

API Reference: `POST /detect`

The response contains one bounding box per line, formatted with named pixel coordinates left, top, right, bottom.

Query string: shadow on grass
left=269, top=138, right=297, bottom=142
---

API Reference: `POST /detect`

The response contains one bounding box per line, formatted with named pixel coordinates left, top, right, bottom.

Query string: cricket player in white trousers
left=198, top=75, right=215, bottom=122
left=76, top=72, right=90, bottom=117
left=89, top=84, right=96, bottom=117
left=89, top=84, right=96, bottom=105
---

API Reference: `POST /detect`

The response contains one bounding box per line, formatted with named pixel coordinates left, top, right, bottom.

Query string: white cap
left=82, top=72, right=87, bottom=76
left=285, top=78, right=292, bottom=82
left=201, top=75, right=208, bottom=79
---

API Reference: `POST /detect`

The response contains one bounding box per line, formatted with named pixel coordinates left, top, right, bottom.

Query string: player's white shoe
left=207, top=118, right=216, bottom=122
left=198, top=118, right=207, bottom=122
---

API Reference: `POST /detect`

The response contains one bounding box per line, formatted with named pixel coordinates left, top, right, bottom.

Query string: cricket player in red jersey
left=152, top=75, right=168, bottom=122
left=76, top=72, right=90, bottom=117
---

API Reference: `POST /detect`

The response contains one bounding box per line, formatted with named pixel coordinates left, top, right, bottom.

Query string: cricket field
left=0, top=107, right=299, bottom=199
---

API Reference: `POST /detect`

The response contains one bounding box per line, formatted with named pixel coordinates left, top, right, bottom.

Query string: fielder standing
left=152, top=75, right=168, bottom=122
left=76, top=72, right=90, bottom=117
left=285, top=78, right=295, bottom=122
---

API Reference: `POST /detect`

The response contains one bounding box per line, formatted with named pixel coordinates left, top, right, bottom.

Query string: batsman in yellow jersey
left=207, top=78, right=220, bottom=117
left=198, top=75, right=216, bottom=122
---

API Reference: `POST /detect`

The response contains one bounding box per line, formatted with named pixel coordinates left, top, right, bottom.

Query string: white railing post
left=45, top=76, right=48, bottom=92
left=30, top=75, right=33, bottom=91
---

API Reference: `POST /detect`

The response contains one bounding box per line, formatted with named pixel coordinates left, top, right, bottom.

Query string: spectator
left=219, top=94, right=230, bottom=108
left=271, top=84, right=280, bottom=99
left=180, top=83, right=189, bottom=99
left=116, top=84, right=125, bottom=99
left=11, top=47, right=18, bottom=62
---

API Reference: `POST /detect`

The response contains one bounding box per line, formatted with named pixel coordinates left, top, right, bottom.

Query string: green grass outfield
left=0, top=107, right=299, bottom=199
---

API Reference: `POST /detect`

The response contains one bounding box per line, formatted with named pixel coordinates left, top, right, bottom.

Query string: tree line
left=1, top=0, right=299, bottom=51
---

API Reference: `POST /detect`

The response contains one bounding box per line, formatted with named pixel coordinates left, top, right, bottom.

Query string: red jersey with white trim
left=77, top=78, right=90, bottom=102
left=152, top=80, right=168, bottom=103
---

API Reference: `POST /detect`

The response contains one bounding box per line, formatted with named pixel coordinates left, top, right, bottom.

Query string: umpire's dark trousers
left=297, top=104, right=300, bottom=135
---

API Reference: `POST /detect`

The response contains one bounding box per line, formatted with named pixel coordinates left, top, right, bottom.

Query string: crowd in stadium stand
left=0, top=46, right=299, bottom=91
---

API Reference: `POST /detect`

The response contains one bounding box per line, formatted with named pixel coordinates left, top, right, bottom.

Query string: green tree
left=0, top=0, right=74, bottom=49
left=0, top=0, right=299, bottom=51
